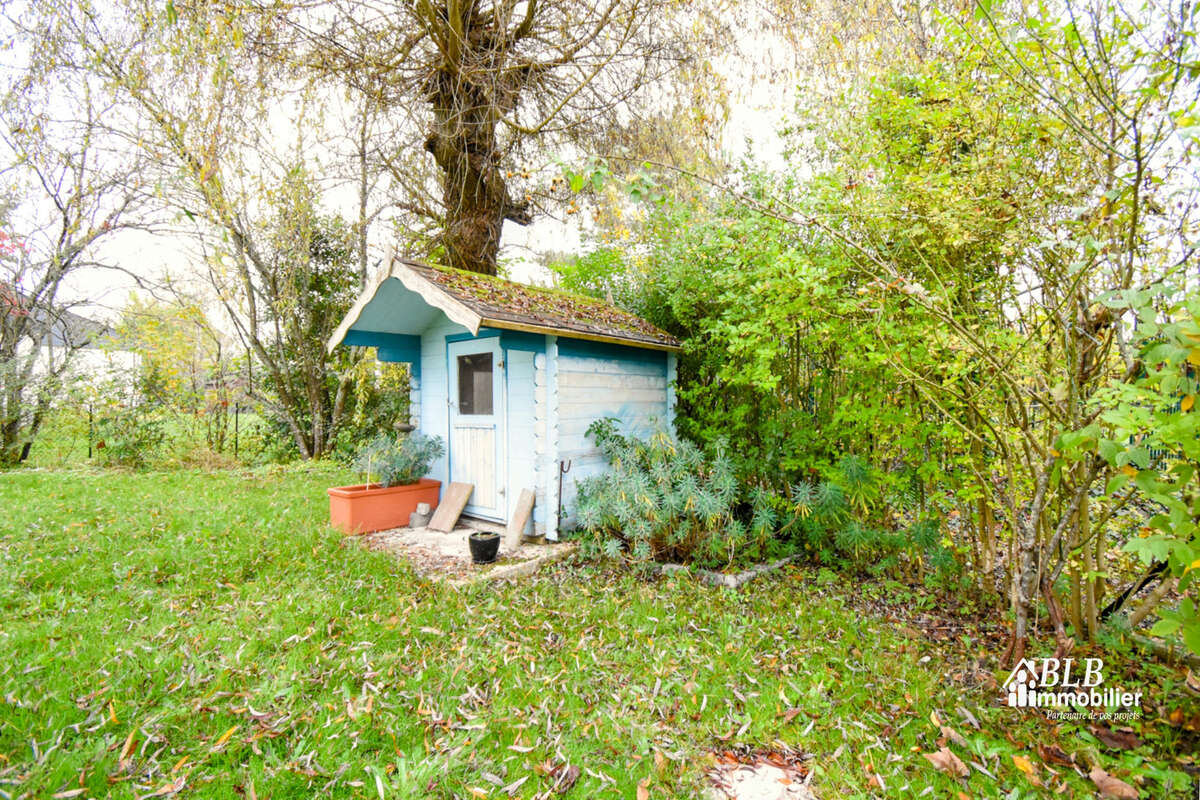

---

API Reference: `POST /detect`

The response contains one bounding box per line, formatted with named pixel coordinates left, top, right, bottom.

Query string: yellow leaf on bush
left=1182, top=395, right=1195, bottom=412
left=1121, top=465, right=1138, bottom=478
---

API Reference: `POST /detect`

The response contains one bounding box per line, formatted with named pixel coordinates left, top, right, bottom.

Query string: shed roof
left=329, top=256, right=681, bottom=353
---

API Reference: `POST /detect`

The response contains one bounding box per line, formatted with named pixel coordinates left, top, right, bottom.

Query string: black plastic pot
left=469, top=532, right=501, bottom=564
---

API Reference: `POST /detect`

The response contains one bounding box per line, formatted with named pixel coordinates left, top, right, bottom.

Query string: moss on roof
left=404, top=261, right=679, bottom=349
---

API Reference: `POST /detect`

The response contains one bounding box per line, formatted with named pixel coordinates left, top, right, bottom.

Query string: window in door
left=457, top=352, right=493, bottom=415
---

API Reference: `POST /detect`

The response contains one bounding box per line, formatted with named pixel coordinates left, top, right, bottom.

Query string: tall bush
left=573, top=418, right=779, bottom=568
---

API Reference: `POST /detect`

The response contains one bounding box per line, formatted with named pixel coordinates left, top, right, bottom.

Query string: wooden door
left=447, top=338, right=505, bottom=520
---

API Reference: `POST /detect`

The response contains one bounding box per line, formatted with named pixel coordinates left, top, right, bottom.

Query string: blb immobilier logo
left=1003, top=658, right=1142, bottom=720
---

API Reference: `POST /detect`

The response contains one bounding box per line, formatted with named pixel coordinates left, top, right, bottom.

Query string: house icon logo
left=1003, top=659, right=1042, bottom=707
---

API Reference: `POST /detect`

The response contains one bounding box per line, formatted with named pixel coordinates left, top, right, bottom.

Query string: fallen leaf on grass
left=923, top=747, right=968, bottom=778
left=940, top=725, right=969, bottom=748
left=51, top=791, right=87, bottom=799
left=118, top=729, right=137, bottom=768
left=550, top=764, right=580, bottom=794
left=1089, top=766, right=1138, bottom=799
left=780, top=708, right=804, bottom=723
left=1037, top=743, right=1073, bottom=767
left=1012, top=754, right=1041, bottom=787
left=136, top=776, right=186, bottom=799
left=502, top=776, right=528, bottom=795
left=956, top=706, right=980, bottom=730
left=212, top=725, right=238, bottom=749
left=1090, top=726, right=1142, bottom=751
left=636, top=779, right=650, bottom=800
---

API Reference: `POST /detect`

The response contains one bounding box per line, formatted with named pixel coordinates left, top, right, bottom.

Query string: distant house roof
left=1, top=285, right=111, bottom=349
left=329, top=256, right=681, bottom=353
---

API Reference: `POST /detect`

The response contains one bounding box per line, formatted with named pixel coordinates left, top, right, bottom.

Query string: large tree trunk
left=423, top=60, right=531, bottom=275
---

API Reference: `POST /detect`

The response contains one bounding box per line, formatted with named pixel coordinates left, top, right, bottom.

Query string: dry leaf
left=118, top=729, right=137, bottom=766
left=923, top=747, right=969, bottom=778
left=940, top=725, right=969, bottom=748
left=1089, top=766, right=1138, bottom=799
left=212, top=725, right=238, bottom=749
left=142, top=776, right=187, bottom=798
left=551, top=764, right=580, bottom=794
left=1090, top=726, right=1142, bottom=751
left=1037, top=743, right=1074, bottom=767
left=1012, top=754, right=1042, bottom=787
left=636, top=779, right=650, bottom=800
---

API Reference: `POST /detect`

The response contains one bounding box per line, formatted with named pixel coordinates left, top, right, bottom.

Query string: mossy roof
left=401, top=260, right=680, bottom=351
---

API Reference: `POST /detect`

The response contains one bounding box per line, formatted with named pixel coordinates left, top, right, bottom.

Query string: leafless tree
left=0, top=37, right=152, bottom=462
left=283, top=0, right=696, bottom=274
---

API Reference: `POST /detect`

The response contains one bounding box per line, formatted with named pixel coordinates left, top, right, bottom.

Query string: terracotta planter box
left=328, top=478, right=441, bottom=534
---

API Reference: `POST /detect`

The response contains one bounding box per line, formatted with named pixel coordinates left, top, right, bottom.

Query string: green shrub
left=778, top=456, right=955, bottom=581
left=330, top=357, right=412, bottom=461
left=94, top=406, right=167, bottom=468
left=352, top=432, right=444, bottom=487
left=573, top=418, right=778, bottom=568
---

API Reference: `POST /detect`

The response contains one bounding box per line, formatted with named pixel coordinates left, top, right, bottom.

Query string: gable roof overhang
left=328, top=255, right=682, bottom=355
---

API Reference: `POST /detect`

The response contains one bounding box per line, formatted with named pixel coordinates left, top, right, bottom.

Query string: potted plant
left=328, top=432, right=445, bottom=534
left=468, top=531, right=501, bottom=564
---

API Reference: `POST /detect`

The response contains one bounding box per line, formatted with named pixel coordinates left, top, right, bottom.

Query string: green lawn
left=0, top=466, right=1195, bottom=798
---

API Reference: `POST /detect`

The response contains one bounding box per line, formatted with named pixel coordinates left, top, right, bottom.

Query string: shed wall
left=553, top=338, right=671, bottom=531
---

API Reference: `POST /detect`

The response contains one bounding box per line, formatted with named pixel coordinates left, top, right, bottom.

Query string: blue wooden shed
left=327, top=256, right=681, bottom=539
